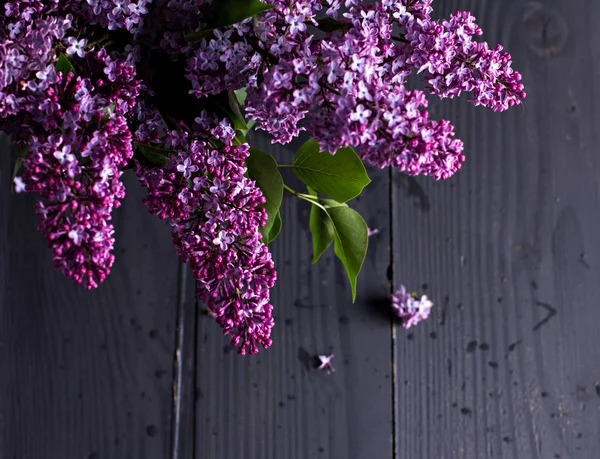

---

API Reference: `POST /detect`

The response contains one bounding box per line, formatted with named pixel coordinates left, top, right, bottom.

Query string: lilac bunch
left=1, top=2, right=140, bottom=288
left=390, top=285, right=433, bottom=329
left=135, top=113, right=277, bottom=354
left=401, top=10, right=526, bottom=111
left=186, top=0, right=524, bottom=179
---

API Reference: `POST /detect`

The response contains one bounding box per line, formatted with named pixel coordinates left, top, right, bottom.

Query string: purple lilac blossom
left=317, top=354, right=335, bottom=372
left=135, top=113, right=277, bottom=355
left=367, top=227, right=379, bottom=237
left=390, top=284, right=433, bottom=329
left=186, top=0, right=524, bottom=180
left=0, top=1, right=140, bottom=288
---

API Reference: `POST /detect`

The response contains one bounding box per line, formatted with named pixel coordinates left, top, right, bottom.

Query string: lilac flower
left=13, top=176, right=26, bottom=193
left=176, top=157, right=199, bottom=179
left=103, top=60, right=121, bottom=82
left=390, top=285, right=434, bottom=329
left=401, top=10, right=525, bottom=111
left=213, top=230, right=234, bottom=251
left=317, top=354, right=335, bottom=372
left=285, top=14, right=307, bottom=36
left=68, top=225, right=86, bottom=245
left=209, top=178, right=228, bottom=197
left=53, top=145, right=74, bottom=165
left=367, top=227, right=379, bottom=237
left=350, top=104, right=372, bottom=124
left=35, top=66, right=53, bottom=81
left=65, top=37, right=87, bottom=58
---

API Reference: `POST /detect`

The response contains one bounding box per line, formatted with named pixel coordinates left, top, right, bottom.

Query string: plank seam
left=170, top=261, right=189, bottom=459
left=389, top=166, right=398, bottom=459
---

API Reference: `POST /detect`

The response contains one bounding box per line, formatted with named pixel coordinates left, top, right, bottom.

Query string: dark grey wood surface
left=393, top=1, right=600, bottom=458
left=0, top=136, right=181, bottom=459
left=2, top=0, right=600, bottom=458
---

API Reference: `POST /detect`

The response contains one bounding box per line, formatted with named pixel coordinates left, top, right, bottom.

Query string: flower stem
left=282, top=183, right=318, bottom=203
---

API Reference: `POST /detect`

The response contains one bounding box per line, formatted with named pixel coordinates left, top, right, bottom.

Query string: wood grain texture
left=0, top=135, right=181, bottom=459
left=393, top=0, right=600, bottom=458
left=194, top=133, right=393, bottom=459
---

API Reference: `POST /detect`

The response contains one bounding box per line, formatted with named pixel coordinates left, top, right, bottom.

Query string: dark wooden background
left=2, top=0, right=600, bottom=457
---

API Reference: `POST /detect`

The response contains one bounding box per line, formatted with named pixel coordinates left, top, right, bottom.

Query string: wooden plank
left=0, top=135, right=181, bottom=459
left=393, top=0, right=600, bottom=458
left=194, top=134, right=393, bottom=459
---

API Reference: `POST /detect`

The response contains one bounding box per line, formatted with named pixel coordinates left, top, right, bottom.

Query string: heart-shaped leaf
left=307, top=194, right=368, bottom=300
left=309, top=203, right=335, bottom=263
left=328, top=205, right=368, bottom=301
left=293, top=139, right=370, bottom=203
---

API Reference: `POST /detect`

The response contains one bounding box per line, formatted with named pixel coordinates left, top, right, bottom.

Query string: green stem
left=283, top=184, right=318, bottom=203
left=277, top=164, right=294, bottom=168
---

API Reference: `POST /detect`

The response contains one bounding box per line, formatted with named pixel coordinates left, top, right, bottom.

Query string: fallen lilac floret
left=391, top=285, right=434, bottom=328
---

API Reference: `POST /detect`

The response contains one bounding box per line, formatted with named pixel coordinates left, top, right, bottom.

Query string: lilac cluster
left=401, top=10, right=526, bottom=111
left=390, top=285, right=433, bottom=329
left=0, top=3, right=71, bottom=120
left=135, top=114, right=276, bottom=354
left=186, top=0, right=524, bottom=179
left=1, top=1, right=140, bottom=288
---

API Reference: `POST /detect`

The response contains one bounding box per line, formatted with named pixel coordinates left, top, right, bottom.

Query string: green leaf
left=54, top=53, right=76, bottom=75
left=227, top=90, right=248, bottom=133
left=234, top=88, right=248, bottom=106
left=309, top=203, right=335, bottom=263
left=186, top=0, right=275, bottom=41
left=12, top=143, right=28, bottom=185
left=135, top=143, right=173, bottom=168
left=307, top=195, right=368, bottom=300
left=264, top=210, right=282, bottom=244
left=328, top=205, right=368, bottom=302
left=293, top=139, right=371, bottom=203
left=307, top=187, right=346, bottom=263
left=246, top=148, right=283, bottom=236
